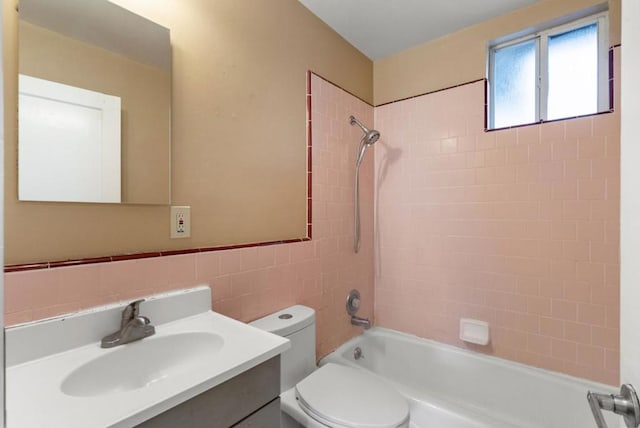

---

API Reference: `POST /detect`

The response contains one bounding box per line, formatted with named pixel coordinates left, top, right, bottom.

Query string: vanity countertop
left=6, top=287, right=289, bottom=428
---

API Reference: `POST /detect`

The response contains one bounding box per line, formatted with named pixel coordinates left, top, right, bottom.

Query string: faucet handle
left=588, top=384, right=640, bottom=428
left=346, top=289, right=361, bottom=316
left=121, top=299, right=146, bottom=327
left=128, top=299, right=145, bottom=314
left=588, top=391, right=614, bottom=428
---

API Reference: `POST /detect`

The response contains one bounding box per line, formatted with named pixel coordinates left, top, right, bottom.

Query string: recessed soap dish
left=459, top=318, right=490, bottom=345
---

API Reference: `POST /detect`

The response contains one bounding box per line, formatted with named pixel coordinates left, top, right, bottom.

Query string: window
left=488, top=12, right=609, bottom=129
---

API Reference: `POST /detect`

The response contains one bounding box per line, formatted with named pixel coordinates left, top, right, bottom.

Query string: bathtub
left=320, top=328, right=620, bottom=428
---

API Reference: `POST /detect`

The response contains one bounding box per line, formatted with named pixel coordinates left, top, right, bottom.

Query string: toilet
left=250, top=305, right=409, bottom=428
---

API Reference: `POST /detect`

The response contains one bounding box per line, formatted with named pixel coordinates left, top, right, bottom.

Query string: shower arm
left=350, top=116, right=367, bottom=133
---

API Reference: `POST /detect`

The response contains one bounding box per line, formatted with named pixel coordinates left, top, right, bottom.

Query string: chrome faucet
left=588, top=384, right=640, bottom=428
left=101, top=299, right=155, bottom=348
left=346, top=289, right=371, bottom=329
left=351, top=315, right=371, bottom=329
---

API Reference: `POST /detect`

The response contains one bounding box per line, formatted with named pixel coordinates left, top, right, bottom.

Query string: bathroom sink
left=6, top=287, right=290, bottom=428
left=61, top=332, right=224, bottom=397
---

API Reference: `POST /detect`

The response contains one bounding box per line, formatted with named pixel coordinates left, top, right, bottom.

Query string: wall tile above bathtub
left=373, top=47, right=621, bottom=386
left=5, top=73, right=375, bottom=360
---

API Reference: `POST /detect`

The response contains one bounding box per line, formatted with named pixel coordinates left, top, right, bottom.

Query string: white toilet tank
left=250, top=305, right=316, bottom=392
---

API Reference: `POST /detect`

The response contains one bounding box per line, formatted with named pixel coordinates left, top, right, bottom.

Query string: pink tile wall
left=373, top=48, right=621, bottom=385
left=4, top=73, right=375, bottom=360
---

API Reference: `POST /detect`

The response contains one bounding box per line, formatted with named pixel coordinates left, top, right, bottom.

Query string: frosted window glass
left=493, top=39, right=536, bottom=128
left=548, top=23, right=598, bottom=120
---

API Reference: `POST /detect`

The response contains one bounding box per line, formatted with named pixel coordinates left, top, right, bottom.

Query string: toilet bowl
left=250, top=305, right=409, bottom=428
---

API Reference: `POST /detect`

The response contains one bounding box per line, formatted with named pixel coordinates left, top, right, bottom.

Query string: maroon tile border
left=308, top=71, right=484, bottom=109
left=6, top=71, right=318, bottom=273
left=49, top=256, right=113, bottom=269
left=111, top=252, right=163, bottom=262
left=485, top=109, right=615, bottom=133
left=4, top=262, right=50, bottom=273
left=376, top=78, right=486, bottom=108
left=310, top=72, right=373, bottom=107
left=307, top=71, right=313, bottom=239
left=309, top=68, right=491, bottom=112
left=5, top=238, right=315, bottom=272
left=483, top=79, right=489, bottom=131
left=609, top=47, right=615, bottom=110
left=160, top=248, right=201, bottom=257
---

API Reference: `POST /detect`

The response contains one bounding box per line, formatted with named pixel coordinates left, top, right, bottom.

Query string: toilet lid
left=295, top=363, right=409, bottom=428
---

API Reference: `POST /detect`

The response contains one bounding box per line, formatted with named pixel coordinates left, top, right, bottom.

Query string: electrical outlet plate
left=170, top=206, right=191, bottom=238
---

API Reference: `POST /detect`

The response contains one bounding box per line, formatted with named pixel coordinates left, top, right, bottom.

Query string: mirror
left=18, top=0, right=172, bottom=204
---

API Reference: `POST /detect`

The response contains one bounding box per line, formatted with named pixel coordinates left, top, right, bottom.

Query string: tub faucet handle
left=346, top=289, right=361, bottom=316
left=587, top=384, right=640, bottom=428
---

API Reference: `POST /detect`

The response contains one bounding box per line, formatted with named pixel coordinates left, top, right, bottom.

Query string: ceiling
left=298, top=0, right=539, bottom=60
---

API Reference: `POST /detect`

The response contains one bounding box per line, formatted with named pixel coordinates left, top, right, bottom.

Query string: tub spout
left=351, top=315, right=371, bottom=330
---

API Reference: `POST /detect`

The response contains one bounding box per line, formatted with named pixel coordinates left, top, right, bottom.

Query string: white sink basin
left=61, top=332, right=224, bottom=397
left=6, top=286, right=290, bottom=428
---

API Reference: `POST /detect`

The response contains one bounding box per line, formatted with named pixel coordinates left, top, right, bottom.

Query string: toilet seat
left=294, top=363, right=409, bottom=428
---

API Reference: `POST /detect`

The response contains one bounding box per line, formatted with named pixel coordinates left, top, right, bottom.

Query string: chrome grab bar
left=588, top=384, right=640, bottom=428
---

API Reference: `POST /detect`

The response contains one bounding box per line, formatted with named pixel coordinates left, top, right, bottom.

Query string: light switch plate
left=170, top=206, right=191, bottom=238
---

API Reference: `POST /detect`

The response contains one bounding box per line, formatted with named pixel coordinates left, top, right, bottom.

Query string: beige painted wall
left=19, top=21, right=171, bottom=204
left=3, top=0, right=373, bottom=265
left=374, top=0, right=621, bottom=105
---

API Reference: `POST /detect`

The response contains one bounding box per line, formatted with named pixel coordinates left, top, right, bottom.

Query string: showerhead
left=349, top=115, right=380, bottom=146
left=365, top=129, right=380, bottom=145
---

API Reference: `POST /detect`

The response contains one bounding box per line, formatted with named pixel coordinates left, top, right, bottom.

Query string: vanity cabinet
left=231, top=398, right=281, bottom=427
left=136, top=357, right=281, bottom=428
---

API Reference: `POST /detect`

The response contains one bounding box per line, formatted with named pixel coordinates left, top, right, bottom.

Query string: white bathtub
left=320, top=328, right=620, bottom=428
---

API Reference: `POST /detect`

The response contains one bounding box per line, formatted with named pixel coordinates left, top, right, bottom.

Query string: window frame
left=488, top=11, right=609, bottom=129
